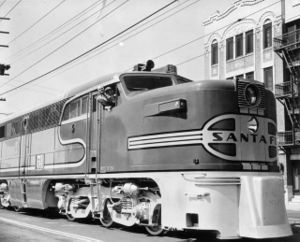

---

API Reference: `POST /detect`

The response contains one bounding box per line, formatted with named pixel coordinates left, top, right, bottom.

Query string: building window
left=0, top=126, right=5, bottom=138
left=211, top=40, right=218, bottom=65
left=245, top=30, right=253, bottom=54
left=236, top=74, right=244, bottom=80
left=264, top=67, right=273, bottom=90
left=235, top=33, right=243, bottom=57
left=263, top=21, right=272, bottom=48
left=226, top=37, right=234, bottom=60
left=246, top=71, right=254, bottom=79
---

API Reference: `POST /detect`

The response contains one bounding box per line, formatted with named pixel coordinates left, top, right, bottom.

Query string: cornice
left=203, top=0, right=264, bottom=26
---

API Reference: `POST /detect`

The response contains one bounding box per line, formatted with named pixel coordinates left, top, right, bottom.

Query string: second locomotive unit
left=0, top=61, right=292, bottom=239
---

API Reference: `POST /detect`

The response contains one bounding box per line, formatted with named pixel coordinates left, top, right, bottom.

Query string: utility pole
left=0, top=17, right=10, bottom=76
left=0, top=17, right=10, bottom=48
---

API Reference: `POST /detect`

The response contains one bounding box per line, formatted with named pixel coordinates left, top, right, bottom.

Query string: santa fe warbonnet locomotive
left=0, top=62, right=292, bottom=239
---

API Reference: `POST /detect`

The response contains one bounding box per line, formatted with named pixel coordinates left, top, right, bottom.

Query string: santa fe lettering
left=212, top=132, right=268, bottom=144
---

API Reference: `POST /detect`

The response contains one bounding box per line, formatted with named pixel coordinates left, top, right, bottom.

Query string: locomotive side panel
left=128, top=87, right=240, bottom=172
left=0, top=127, right=87, bottom=178
left=100, top=80, right=278, bottom=173
left=0, top=136, right=21, bottom=177
left=27, top=127, right=86, bottom=176
left=100, top=83, right=238, bottom=173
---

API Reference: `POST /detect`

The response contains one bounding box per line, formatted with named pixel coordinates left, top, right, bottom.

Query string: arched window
left=211, top=40, right=218, bottom=65
left=263, top=19, right=272, bottom=48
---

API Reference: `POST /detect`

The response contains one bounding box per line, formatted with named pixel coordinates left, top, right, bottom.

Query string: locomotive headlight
left=245, top=85, right=259, bottom=106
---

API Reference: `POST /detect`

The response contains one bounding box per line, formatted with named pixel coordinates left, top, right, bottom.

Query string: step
left=291, top=195, right=300, bottom=203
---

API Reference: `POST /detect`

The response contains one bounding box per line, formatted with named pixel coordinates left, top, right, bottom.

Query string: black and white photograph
left=0, top=0, right=300, bottom=241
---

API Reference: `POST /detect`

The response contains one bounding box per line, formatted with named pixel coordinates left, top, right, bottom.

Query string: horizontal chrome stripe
left=129, top=130, right=202, bottom=141
left=128, top=130, right=202, bottom=149
left=194, top=182, right=240, bottom=186
left=129, top=135, right=202, bottom=145
left=182, top=174, right=240, bottom=185
left=129, top=140, right=202, bottom=149
left=0, top=174, right=87, bottom=180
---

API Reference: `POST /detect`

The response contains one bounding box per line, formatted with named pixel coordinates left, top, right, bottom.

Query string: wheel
left=13, top=206, right=22, bottom=212
left=0, top=198, right=10, bottom=209
left=99, top=199, right=113, bottom=227
left=145, top=204, right=164, bottom=236
left=145, top=225, right=164, bottom=236
left=66, top=212, right=76, bottom=221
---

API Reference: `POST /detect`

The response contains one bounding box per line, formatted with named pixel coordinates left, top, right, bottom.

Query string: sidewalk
left=287, top=209, right=300, bottom=224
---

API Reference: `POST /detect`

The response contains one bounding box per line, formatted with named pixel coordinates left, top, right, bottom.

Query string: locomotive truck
left=0, top=61, right=292, bottom=239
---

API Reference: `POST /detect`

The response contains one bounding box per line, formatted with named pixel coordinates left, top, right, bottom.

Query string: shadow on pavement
left=7, top=208, right=300, bottom=242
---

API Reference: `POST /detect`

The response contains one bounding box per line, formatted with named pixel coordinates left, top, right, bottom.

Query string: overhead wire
left=1, top=0, right=109, bottom=96
left=0, top=0, right=128, bottom=90
left=8, top=0, right=66, bottom=44
left=176, top=52, right=205, bottom=67
left=151, top=0, right=281, bottom=62
left=48, top=0, right=200, bottom=76
left=59, top=0, right=281, bottom=73
left=0, top=0, right=74, bottom=95
left=3, top=0, right=22, bottom=17
left=10, top=0, right=115, bottom=64
left=8, top=0, right=104, bottom=60
left=0, top=0, right=112, bottom=96
left=0, top=0, right=281, bottom=96
left=0, top=0, right=178, bottom=94
left=0, top=0, right=7, bottom=9
left=38, top=0, right=278, bottom=77
left=0, top=0, right=108, bottom=97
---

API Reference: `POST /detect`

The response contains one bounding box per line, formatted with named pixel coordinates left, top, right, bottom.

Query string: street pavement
left=1, top=208, right=300, bottom=241
left=287, top=209, right=300, bottom=224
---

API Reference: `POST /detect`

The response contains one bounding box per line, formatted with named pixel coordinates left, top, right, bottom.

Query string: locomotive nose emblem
left=247, top=117, right=258, bottom=134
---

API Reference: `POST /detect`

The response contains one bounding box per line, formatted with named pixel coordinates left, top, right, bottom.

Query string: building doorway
left=293, top=161, right=300, bottom=195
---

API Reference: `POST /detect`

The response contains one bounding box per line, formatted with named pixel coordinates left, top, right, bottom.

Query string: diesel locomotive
left=0, top=61, right=292, bottom=239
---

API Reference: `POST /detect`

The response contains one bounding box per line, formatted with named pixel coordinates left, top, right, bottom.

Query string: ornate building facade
left=203, top=0, right=300, bottom=208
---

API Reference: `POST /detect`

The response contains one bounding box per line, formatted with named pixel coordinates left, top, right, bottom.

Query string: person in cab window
left=98, top=85, right=117, bottom=110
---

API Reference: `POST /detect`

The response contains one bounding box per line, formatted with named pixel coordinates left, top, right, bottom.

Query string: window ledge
left=226, top=53, right=254, bottom=63
left=263, top=46, right=273, bottom=51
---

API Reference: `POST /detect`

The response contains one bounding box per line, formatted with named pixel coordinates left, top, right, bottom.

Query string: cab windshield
left=122, top=75, right=173, bottom=94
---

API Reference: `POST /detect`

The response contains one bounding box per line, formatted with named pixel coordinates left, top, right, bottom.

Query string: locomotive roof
left=0, top=96, right=63, bottom=124
left=0, top=73, right=119, bottom=124
left=63, top=72, right=119, bottom=98
left=0, top=71, right=239, bottom=125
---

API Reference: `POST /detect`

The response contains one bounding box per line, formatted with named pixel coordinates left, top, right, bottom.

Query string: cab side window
left=81, top=96, right=88, bottom=114
left=62, top=95, right=88, bottom=121
left=69, top=99, right=80, bottom=119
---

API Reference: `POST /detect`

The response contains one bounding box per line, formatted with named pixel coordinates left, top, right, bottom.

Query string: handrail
left=274, top=29, right=300, bottom=50
left=275, top=81, right=298, bottom=97
left=277, top=131, right=294, bottom=146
